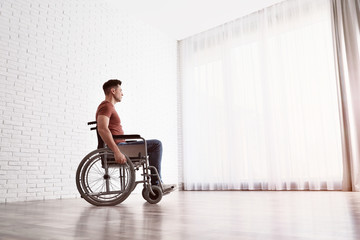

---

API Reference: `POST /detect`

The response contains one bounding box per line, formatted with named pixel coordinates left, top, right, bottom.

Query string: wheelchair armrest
left=113, top=134, right=142, bottom=140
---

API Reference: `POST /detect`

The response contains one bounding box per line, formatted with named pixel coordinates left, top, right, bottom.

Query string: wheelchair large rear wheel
left=76, top=148, right=135, bottom=206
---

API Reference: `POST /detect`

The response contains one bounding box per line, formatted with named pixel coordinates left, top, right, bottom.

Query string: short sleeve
left=97, top=102, right=112, bottom=118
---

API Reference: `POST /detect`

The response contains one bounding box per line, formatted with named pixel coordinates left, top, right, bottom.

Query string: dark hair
left=103, top=79, right=122, bottom=95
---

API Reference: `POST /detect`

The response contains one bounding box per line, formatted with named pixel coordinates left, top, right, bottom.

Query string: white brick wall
left=0, top=0, right=178, bottom=203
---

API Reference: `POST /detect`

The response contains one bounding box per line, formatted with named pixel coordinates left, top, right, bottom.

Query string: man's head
left=103, top=79, right=123, bottom=102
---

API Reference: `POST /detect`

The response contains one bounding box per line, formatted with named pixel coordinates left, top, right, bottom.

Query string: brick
left=45, top=186, right=61, bottom=192
left=43, top=195, right=56, bottom=200
left=4, top=193, right=19, bottom=199
left=27, top=179, right=45, bottom=184
left=36, top=183, right=52, bottom=188
left=45, top=178, right=60, bottom=183
left=27, top=187, right=44, bottom=193
left=26, top=196, right=43, bottom=201
left=28, top=161, right=45, bottom=166
left=13, top=126, right=27, bottom=132
left=8, top=161, right=23, bottom=166
left=5, top=183, right=18, bottom=189
left=23, top=122, right=40, bottom=128
left=20, top=148, right=39, bottom=153
left=18, top=192, right=36, bottom=197
left=20, top=165, right=39, bottom=170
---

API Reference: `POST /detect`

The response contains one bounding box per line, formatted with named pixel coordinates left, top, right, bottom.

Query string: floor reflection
left=74, top=200, right=164, bottom=240
left=348, top=193, right=360, bottom=239
left=139, top=203, right=164, bottom=240
left=75, top=205, right=134, bottom=239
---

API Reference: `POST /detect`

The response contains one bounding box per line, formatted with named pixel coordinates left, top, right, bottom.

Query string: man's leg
left=118, top=139, right=176, bottom=192
left=146, top=139, right=162, bottom=185
left=147, top=139, right=176, bottom=192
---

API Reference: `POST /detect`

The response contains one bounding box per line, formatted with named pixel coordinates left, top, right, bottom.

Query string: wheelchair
left=76, top=121, right=166, bottom=206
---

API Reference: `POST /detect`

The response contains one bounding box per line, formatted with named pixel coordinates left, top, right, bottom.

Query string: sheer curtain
left=179, top=0, right=343, bottom=190
left=331, top=0, right=360, bottom=191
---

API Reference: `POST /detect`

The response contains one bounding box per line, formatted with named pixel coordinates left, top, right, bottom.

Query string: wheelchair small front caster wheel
left=143, top=185, right=162, bottom=204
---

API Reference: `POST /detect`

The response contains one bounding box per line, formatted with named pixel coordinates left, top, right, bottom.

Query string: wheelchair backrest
left=88, top=121, right=105, bottom=149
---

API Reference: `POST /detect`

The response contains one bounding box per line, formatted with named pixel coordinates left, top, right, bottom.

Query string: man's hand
left=114, top=150, right=127, bottom=164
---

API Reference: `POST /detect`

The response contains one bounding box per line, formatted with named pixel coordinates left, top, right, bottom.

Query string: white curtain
left=179, top=0, right=343, bottom=190
left=331, top=0, right=360, bottom=191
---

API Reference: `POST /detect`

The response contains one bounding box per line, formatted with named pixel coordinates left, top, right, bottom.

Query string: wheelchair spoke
left=87, top=172, right=104, bottom=181
left=108, top=167, right=117, bottom=176
left=92, top=162, right=104, bottom=175
left=86, top=161, right=103, bottom=177
left=109, top=179, right=120, bottom=191
left=92, top=180, right=106, bottom=194
left=88, top=178, right=103, bottom=187
left=88, top=177, right=105, bottom=191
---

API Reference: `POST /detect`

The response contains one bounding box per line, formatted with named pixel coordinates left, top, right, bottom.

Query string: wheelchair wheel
left=76, top=148, right=135, bottom=206
left=143, top=185, right=163, bottom=204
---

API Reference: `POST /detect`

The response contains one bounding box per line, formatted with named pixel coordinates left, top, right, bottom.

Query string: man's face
left=112, top=85, right=123, bottom=102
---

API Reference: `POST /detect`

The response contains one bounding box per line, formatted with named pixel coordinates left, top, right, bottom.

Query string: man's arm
left=97, top=115, right=127, bottom=164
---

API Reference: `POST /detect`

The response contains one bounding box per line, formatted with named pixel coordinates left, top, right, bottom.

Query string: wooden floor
left=0, top=191, right=360, bottom=240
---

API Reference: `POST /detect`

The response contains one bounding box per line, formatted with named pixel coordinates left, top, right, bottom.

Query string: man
left=96, top=79, right=175, bottom=192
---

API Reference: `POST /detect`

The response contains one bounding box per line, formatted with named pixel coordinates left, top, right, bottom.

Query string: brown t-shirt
left=96, top=101, right=124, bottom=144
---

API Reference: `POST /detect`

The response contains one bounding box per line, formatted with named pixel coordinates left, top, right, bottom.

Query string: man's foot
left=162, top=184, right=177, bottom=193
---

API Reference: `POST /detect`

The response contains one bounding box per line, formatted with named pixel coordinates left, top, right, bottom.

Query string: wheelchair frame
left=75, top=121, right=166, bottom=206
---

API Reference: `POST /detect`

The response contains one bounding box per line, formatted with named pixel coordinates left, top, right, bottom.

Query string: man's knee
left=154, top=139, right=162, bottom=149
left=148, top=139, right=162, bottom=151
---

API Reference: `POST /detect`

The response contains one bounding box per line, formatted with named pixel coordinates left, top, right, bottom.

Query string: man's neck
left=105, top=96, right=117, bottom=105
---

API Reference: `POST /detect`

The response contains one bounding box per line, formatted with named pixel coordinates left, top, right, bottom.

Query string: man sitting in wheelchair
left=96, top=79, right=176, bottom=193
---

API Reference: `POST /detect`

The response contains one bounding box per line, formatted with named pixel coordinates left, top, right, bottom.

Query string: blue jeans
left=118, top=139, right=162, bottom=185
